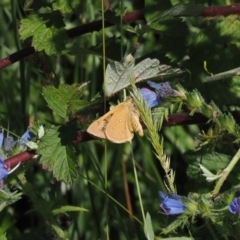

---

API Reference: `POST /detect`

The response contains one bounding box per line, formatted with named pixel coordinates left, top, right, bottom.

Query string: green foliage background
left=1, top=0, right=240, bottom=239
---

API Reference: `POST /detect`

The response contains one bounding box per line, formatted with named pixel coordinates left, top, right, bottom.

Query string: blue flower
left=140, top=81, right=176, bottom=108
left=19, top=127, right=35, bottom=149
left=158, top=191, right=185, bottom=215
left=0, top=156, right=8, bottom=180
left=0, top=127, right=32, bottom=182
left=229, top=197, right=240, bottom=214
left=139, top=88, right=161, bottom=108
left=0, top=129, right=3, bottom=149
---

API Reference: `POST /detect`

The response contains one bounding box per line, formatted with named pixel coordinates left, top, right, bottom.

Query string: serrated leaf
left=144, top=212, right=155, bottom=240
left=133, top=58, right=160, bottom=81
left=199, top=152, right=230, bottom=170
left=42, top=83, right=89, bottom=118
left=144, top=1, right=172, bottom=23
left=104, top=56, right=182, bottom=96
left=52, top=0, right=81, bottom=14
left=52, top=205, right=88, bottom=215
left=19, top=12, right=67, bottom=55
left=218, top=15, right=240, bottom=42
left=186, top=152, right=231, bottom=180
left=160, top=3, right=203, bottom=18
left=149, top=17, right=187, bottom=36
left=145, top=3, right=203, bottom=25
left=37, top=126, right=78, bottom=184
left=68, top=98, right=89, bottom=115
left=104, top=55, right=135, bottom=96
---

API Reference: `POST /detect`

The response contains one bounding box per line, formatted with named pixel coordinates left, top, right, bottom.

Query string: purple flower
left=139, top=88, right=161, bottom=108
left=229, top=197, right=240, bottom=214
left=0, top=156, right=8, bottom=180
left=19, top=127, right=35, bottom=148
left=0, top=129, right=4, bottom=149
left=0, top=129, right=3, bottom=149
left=3, top=136, right=16, bottom=152
left=158, top=191, right=185, bottom=215
left=147, top=81, right=176, bottom=98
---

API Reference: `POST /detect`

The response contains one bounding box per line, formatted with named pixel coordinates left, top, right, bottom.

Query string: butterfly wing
left=87, top=109, right=114, bottom=139
left=105, top=100, right=134, bottom=143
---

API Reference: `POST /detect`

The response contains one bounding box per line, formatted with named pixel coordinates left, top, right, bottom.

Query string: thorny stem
left=2, top=4, right=240, bottom=69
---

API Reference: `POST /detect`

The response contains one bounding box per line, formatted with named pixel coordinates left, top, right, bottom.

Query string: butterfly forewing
left=105, top=101, right=134, bottom=143
left=87, top=110, right=113, bottom=139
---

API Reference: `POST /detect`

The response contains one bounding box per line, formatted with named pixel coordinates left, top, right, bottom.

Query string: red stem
left=5, top=150, right=36, bottom=170
left=0, top=11, right=144, bottom=70
left=6, top=110, right=240, bottom=169
left=3, top=3, right=240, bottom=168
left=1, top=4, right=240, bottom=70
left=202, top=4, right=240, bottom=16
left=2, top=112, right=208, bottom=169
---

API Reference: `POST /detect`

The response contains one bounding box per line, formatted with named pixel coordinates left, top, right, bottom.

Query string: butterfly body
left=87, top=98, right=143, bottom=144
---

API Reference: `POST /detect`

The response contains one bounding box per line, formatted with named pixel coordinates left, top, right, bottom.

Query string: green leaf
left=0, top=191, right=22, bottom=212
left=51, top=223, right=66, bottom=239
left=105, top=10, right=122, bottom=25
left=186, top=152, right=231, bottom=180
left=42, top=83, right=89, bottom=118
left=143, top=212, right=155, bottom=240
left=145, top=3, right=203, bottom=25
left=160, top=3, right=203, bottom=17
left=217, top=15, right=240, bottom=43
left=0, top=233, right=7, bottom=240
left=144, top=4, right=201, bottom=36
left=52, top=0, right=81, bottom=14
left=149, top=17, right=187, bottom=36
left=37, top=126, right=78, bottom=184
left=19, top=12, right=67, bottom=55
left=144, top=1, right=171, bottom=23
left=52, top=205, right=88, bottom=215
left=104, top=55, right=135, bottom=96
left=104, top=55, right=182, bottom=96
